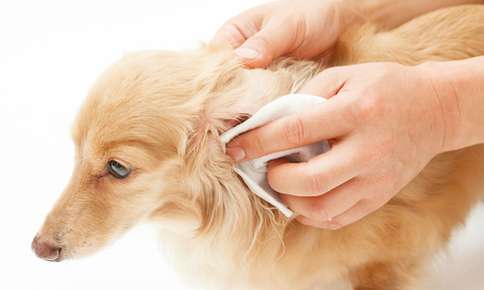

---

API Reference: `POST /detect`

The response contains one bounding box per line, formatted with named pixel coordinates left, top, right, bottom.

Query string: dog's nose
left=31, top=235, right=63, bottom=262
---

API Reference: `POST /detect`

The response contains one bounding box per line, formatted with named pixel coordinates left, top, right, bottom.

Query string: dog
left=33, top=5, right=484, bottom=290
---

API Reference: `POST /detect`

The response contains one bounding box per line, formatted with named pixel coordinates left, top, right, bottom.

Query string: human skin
left=213, top=0, right=484, bottom=68
left=214, top=0, right=484, bottom=229
left=227, top=59, right=484, bottom=229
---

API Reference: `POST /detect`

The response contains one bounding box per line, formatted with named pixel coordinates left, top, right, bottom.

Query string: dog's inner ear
left=208, top=68, right=295, bottom=134
left=222, top=113, right=251, bottom=131
left=184, top=66, right=292, bottom=167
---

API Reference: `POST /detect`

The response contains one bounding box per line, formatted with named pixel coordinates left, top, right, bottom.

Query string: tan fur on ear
left=177, top=45, right=291, bottom=258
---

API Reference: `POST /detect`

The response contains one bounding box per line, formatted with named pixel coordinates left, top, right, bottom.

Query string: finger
left=279, top=178, right=364, bottom=223
left=326, top=197, right=386, bottom=229
left=226, top=95, right=355, bottom=161
left=295, top=215, right=336, bottom=229
left=267, top=140, right=363, bottom=196
left=212, top=9, right=264, bottom=48
left=294, top=187, right=391, bottom=230
left=234, top=17, right=300, bottom=68
left=212, top=23, right=249, bottom=48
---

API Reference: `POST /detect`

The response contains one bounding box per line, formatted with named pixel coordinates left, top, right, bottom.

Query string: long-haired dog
left=33, top=5, right=484, bottom=290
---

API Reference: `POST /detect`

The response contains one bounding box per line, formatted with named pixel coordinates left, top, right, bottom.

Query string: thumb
left=235, top=19, right=297, bottom=68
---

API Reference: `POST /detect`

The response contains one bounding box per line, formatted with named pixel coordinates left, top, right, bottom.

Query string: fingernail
left=226, top=146, right=246, bottom=162
left=234, top=47, right=260, bottom=60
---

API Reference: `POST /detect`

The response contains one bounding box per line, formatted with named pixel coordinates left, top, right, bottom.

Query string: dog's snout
left=31, top=235, right=63, bottom=262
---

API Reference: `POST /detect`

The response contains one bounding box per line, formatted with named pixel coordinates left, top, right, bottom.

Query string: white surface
left=0, top=1, right=483, bottom=290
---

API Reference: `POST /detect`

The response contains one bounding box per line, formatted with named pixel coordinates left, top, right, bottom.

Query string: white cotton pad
left=220, top=94, right=331, bottom=218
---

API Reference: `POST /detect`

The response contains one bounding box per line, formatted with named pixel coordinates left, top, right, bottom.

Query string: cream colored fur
left=36, top=5, right=484, bottom=290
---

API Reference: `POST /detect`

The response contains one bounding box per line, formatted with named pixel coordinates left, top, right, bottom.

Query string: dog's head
left=32, top=47, right=302, bottom=262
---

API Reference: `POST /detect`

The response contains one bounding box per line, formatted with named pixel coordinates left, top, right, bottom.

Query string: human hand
left=226, top=62, right=460, bottom=229
left=212, top=0, right=357, bottom=68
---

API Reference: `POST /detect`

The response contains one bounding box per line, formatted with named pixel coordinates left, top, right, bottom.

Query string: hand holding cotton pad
left=220, top=94, right=331, bottom=217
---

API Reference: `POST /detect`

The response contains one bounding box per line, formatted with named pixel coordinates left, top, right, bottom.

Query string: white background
left=0, top=1, right=482, bottom=289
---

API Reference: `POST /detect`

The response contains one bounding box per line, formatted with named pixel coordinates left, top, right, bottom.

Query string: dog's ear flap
left=206, top=67, right=293, bottom=134
left=190, top=44, right=296, bottom=131
left=182, top=46, right=298, bottom=160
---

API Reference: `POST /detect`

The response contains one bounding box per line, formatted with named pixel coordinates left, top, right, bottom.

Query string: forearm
left=427, top=56, right=484, bottom=152
left=343, top=0, right=484, bottom=29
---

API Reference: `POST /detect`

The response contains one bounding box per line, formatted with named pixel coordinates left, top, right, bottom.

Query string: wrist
left=418, top=59, right=484, bottom=152
left=416, top=62, right=465, bottom=153
left=443, top=58, right=484, bottom=149
left=339, top=0, right=396, bottom=28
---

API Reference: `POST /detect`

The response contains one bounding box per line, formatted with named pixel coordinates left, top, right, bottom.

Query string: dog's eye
left=107, top=160, right=131, bottom=179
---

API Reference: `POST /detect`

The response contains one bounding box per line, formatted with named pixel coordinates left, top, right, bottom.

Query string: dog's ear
left=179, top=47, right=308, bottom=238
left=182, top=44, right=301, bottom=162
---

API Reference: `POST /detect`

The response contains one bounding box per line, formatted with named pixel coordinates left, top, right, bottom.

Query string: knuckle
left=249, top=35, right=274, bottom=60
left=283, top=14, right=306, bottom=48
left=216, top=22, right=243, bottom=45
left=222, top=19, right=240, bottom=33
left=365, top=138, right=394, bottom=161
left=306, top=168, right=327, bottom=195
left=223, top=18, right=237, bottom=29
left=361, top=146, right=384, bottom=164
left=283, top=117, right=306, bottom=146
left=228, top=18, right=255, bottom=36
left=245, top=133, right=266, bottom=158
left=340, top=100, right=359, bottom=129
left=304, top=201, right=328, bottom=222
left=353, top=95, right=381, bottom=121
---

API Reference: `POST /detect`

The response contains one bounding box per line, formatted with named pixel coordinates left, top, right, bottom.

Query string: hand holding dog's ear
left=212, top=0, right=351, bottom=68
left=227, top=62, right=461, bottom=229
